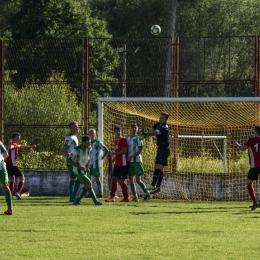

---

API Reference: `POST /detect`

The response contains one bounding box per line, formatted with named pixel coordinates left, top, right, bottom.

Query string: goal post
left=98, top=97, right=260, bottom=201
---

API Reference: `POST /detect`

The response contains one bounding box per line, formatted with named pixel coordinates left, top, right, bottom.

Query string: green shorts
left=76, top=173, right=91, bottom=184
left=89, top=167, right=101, bottom=177
left=128, top=162, right=145, bottom=176
left=0, top=168, right=8, bottom=184
left=66, top=157, right=77, bottom=178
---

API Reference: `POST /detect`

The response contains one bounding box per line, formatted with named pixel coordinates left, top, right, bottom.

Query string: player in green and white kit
left=88, top=129, right=109, bottom=198
left=0, top=141, right=13, bottom=215
left=68, top=135, right=102, bottom=206
left=62, top=121, right=79, bottom=202
left=127, top=124, right=150, bottom=202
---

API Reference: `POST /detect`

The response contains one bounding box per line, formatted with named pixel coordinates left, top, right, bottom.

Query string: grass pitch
left=0, top=197, right=258, bottom=260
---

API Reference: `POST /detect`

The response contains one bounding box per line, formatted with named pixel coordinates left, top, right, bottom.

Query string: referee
left=141, top=112, right=170, bottom=194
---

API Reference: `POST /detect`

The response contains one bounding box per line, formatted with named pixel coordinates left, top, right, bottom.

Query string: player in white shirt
left=62, top=121, right=79, bottom=202
left=68, top=135, right=102, bottom=206
left=88, top=129, right=109, bottom=198
left=127, top=124, right=150, bottom=202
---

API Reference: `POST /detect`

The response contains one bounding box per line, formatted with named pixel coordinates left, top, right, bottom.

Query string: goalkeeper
left=139, top=112, right=170, bottom=194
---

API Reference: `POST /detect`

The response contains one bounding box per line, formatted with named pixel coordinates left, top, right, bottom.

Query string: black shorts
left=248, top=167, right=260, bottom=181
left=6, top=163, right=23, bottom=178
left=113, top=165, right=128, bottom=179
left=155, top=147, right=170, bottom=166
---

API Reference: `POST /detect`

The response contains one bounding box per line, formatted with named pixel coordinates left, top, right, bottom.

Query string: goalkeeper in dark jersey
left=139, top=112, right=170, bottom=194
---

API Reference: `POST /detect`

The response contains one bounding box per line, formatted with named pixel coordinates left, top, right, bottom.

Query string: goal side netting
left=98, top=97, right=260, bottom=201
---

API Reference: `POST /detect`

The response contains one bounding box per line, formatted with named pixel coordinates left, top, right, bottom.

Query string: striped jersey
left=127, top=135, right=143, bottom=163
left=69, top=145, right=91, bottom=174
left=0, top=141, right=7, bottom=170
left=90, top=140, right=108, bottom=168
left=245, top=137, right=260, bottom=168
left=114, top=137, right=128, bottom=166
left=5, top=142, right=18, bottom=166
left=63, top=134, right=79, bottom=154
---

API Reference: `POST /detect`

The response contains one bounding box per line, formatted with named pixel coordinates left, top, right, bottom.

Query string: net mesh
left=101, top=99, right=260, bottom=201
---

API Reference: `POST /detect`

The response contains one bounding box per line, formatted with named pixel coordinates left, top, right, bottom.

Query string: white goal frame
left=98, top=97, right=260, bottom=189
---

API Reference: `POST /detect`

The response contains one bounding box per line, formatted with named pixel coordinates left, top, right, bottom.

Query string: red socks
left=247, top=185, right=257, bottom=203
left=110, top=183, right=118, bottom=198
left=9, top=182, right=14, bottom=195
left=17, top=182, right=25, bottom=194
left=121, top=183, right=128, bottom=199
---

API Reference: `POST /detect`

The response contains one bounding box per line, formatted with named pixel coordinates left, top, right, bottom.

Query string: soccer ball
left=151, top=25, right=161, bottom=36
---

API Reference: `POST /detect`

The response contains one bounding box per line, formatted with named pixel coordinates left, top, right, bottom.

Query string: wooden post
left=0, top=40, right=4, bottom=142
left=256, top=36, right=260, bottom=97
left=82, top=38, right=89, bottom=134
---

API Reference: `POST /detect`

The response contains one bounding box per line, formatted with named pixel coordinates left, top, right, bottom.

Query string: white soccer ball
left=151, top=25, right=161, bottom=36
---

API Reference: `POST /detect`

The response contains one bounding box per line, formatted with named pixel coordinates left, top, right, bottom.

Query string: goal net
left=98, top=97, right=260, bottom=201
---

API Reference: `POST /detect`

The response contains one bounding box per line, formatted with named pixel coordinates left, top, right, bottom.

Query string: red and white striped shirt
left=114, top=138, right=128, bottom=166
left=245, top=137, right=260, bottom=168
left=5, top=142, right=19, bottom=166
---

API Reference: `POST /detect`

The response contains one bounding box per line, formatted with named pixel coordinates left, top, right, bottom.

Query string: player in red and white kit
left=234, top=125, right=260, bottom=210
left=105, top=126, right=129, bottom=202
left=5, top=133, right=36, bottom=199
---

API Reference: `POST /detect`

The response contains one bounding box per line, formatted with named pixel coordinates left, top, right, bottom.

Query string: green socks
left=88, top=188, right=98, bottom=203
left=131, top=184, right=137, bottom=197
left=76, top=188, right=88, bottom=202
left=69, top=182, right=74, bottom=197
left=72, top=179, right=81, bottom=198
left=139, top=182, right=149, bottom=194
left=5, top=189, right=12, bottom=210
left=97, top=181, right=102, bottom=196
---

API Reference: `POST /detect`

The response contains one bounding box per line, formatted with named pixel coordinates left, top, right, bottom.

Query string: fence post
left=82, top=38, right=89, bottom=134
left=174, top=36, right=180, bottom=98
left=0, top=40, right=4, bottom=142
left=256, top=36, right=260, bottom=96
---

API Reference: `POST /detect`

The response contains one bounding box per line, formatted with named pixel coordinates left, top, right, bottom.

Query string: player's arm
left=62, top=137, right=72, bottom=156
left=18, top=145, right=36, bottom=150
left=127, top=147, right=142, bottom=162
left=101, top=145, right=109, bottom=159
left=2, top=152, right=8, bottom=160
left=62, top=146, right=69, bottom=156
left=233, top=142, right=247, bottom=151
left=109, top=147, right=127, bottom=156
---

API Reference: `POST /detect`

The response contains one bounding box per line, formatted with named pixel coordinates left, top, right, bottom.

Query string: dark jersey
left=153, top=123, right=169, bottom=147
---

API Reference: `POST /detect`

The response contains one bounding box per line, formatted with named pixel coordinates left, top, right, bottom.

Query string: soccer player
left=127, top=124, right=150, bottom=202
left=233, top=125, right=260, bottom=210
left=140, top=112, right=170, bottom=194
left=88, top=129, right=109, bottom=198
left=6, top=133, right=36, bottom=200
left=0, top=140, right=13, bottom=215
left=62, top=121, right=79, bottom=202
left=105, top=126, right=129, bottom=202
left=68, top=135, right=102, bottom=206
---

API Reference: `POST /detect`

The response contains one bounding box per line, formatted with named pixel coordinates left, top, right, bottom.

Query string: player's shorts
left=89, top=167, right=101, bottom=177
left=76, top=173, right=91, bottom=185
left=6, top=163, right=23, bottom=177
left=247, top=167, right=260, bottom=181
left=128, top=162, right=145, bottom=176
left=155, top=147, right=170, bottom=166
left=0, top=168, right=8, bottom=183
left=113, top=165, right=128, bottom=179
left=66, top=157, right=77, bottom=178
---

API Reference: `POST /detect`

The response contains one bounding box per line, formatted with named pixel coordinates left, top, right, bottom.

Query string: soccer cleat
left=15, top=192, right=22, bottom=200
left=72, top=201, right=81, bottom=205
left=119, top=198, right=130, bottom=202
left=144, top=185, right=156, bottom=190
left=69, top=197, right=76, bottom=202
left=105, top=197, right=115, bottom=202
left=251, top=202, right=259, bottom=211
left=150, top=187, right=161, bottom=194
left=4, top=210, right=13, bottom=215
left=130, top=197, right=139, bottom=202
left=94, top=201, right=102, bottom=206
left=142, top=194, right=151, bottom=202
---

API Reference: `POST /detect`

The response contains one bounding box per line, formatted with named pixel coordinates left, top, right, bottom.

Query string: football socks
left=5, top=189, right=12, bottom=210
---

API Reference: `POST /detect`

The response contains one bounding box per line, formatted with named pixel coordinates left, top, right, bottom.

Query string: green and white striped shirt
left=90, top=140, right=108, bottom=168
left=127, top=135, right=143, bottom=163
left=0, top=141, right=7, bottom=170
left=63, top=134, right=79, bottom=154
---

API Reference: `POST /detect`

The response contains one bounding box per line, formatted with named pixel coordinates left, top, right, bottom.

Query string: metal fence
left=0, top=36, right=259, bottom=169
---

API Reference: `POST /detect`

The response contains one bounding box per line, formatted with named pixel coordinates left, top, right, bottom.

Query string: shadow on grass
left=130, top=210, right=229, bottom=215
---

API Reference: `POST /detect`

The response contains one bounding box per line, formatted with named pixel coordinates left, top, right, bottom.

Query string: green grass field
left=0, top=197, right=258, bottom=260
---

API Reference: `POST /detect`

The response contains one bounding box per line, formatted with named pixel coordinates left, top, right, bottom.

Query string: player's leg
left=91, top=167, right=102, bottom=198
left=72, top=178, right=81, bottom=199
left=128, top=163, right=138, bottom=202
left=7, top=164, right=15, bottom=195
left=136, top=175, right=151, bottom=202
left=0, top=168, right=13, bottom=215
left=105, top=166, right=119, bottom=202
left=118, top=166, right=129, bottom=202
left=12, top=167, right=24, bottom=200
left=67, top=160, right=77, bottom=201
left=246, top=168, right=259, bottom=210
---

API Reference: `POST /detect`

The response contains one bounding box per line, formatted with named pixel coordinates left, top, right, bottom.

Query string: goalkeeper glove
left=138, top=129, right=147, bottom=136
